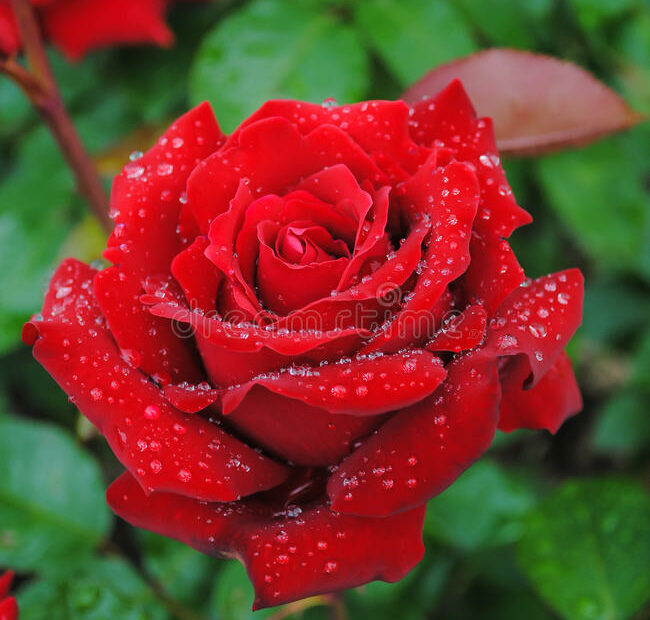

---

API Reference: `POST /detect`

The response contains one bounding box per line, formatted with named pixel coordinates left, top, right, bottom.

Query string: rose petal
left=188, top=117, right=312, bottom=233
left=485, top=269, right=584, bottom=385
left=0, top=597, right=18, bottom=620
left=162, top=382, right=220, bottom=414
left=230, top=99, right=428, bottom=179
left=94, top=267, right=204, bottom=384
left=363, top=160, right=480, bottom=354
left=96, top=103, right=223, bottom=382
left=225, top=386, right=387, bottom=466
left=23, top=259, right=289, bottom=502
left=328, top=352, right=500, bottom=517
left=108, top=472, right=426, bottom=609
left=0, top=571, right=14, bottom=600
left=147, top=301, right=369, bottom=357
left=0, top=5, right=20, bottom=56
left=222, top=350, right=446, bottom=417
left=408, top=80, right=532, bottom=238
left=426, top=304, right=487, bottom=352
left=460, top=234, right=525, bottom=314
left=43, top=0, right=172, bottom=60
left=403, top=49, right=644, bottom=157
left=498, top=352, right=582, bottom=433
left=171, top=236, right=222, bottom=312
left=257, top=226, right=349, bottom=315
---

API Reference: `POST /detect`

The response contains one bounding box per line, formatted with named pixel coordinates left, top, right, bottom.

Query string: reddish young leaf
left=403, top=48, right=643, bottom=156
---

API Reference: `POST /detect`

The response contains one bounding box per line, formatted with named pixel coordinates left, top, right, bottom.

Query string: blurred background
left=0, top=0, right=649, bottom=618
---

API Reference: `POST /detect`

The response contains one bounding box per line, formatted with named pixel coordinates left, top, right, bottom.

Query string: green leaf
left=425, top=461, right=537, bottom=551
left=190, top=0, right=369, bottom=132
left=141, top=531, right=217, bottom=606
left=518, top=478, right=650, bottom=620
left=452, top=0, right=541, bottom=47
left=18, top=556, right=168, bottom=620
left=582, top=279, right=650, bottom=345
left=567, top=0, right=640, bottom=32
left=0, top=127, right=78, bottom=354
left=0, top=417, right=111, bottom=573
left=592, top=391, right=650, bottom=456
left=208, top=560, right=274, bottom=619
left=354, top=0, right=476, bottom=87
left=0, top=77, right=34, bottom=140
left=537, top=134, right=650, bottom=279
left=346, top=557, right=451, bottom=620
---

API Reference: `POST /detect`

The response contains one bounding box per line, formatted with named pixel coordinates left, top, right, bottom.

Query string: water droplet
left=144, top=405, right=161, bottom=420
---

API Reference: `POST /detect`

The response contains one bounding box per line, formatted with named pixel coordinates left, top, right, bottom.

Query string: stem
left=4, top=0, right=111, bottom=231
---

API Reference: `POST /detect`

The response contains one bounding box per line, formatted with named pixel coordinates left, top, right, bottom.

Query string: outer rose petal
left=328, top=352, right=500, bottom=517
left=486, top=269, right=584, bottom=385
left=408, top=80, right=532, bottom=238
left=0, top=570, right=18, bottom=620
left=225, top=387, right=387, bottom=466
left=108, top=472, right=426, bottom=610
left=229, top=99, right=428, bottom=179
left=499, top=351, right=582, bottom=433
left=222, top=350, right=446, bottom=417
left=23, top=259, right=289, bottom=502
left=97, top=102, right=224, bottom=383
left=0, top=5, right=19, bottom=56
left=42, top=0, right=172, bottom=60
left=461, top=234, right=525, bottom=313
left=426, top=304, right=487, bottom=352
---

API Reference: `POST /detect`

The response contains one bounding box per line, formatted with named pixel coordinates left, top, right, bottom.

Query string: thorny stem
left=1, top=0, right=112, bottom=231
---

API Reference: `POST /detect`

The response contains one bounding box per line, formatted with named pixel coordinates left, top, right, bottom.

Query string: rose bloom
left=0, top=0, right=191, bottom=60
left=24, top=81, right=583, bottom=609
left=0, top=571, right=18, bottom=620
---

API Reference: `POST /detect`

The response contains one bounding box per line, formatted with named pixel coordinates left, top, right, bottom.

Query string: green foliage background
left=1, top=0, right=649, bottom=618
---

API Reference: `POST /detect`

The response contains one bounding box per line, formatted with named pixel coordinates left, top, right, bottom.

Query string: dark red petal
left=171, top=236, right=222, bottom=313
left=0, top=597, right=18, bottom=620
left=303, top=124, right=387, bottom=185
left=205, top=180, right=263, bottom=311
left=223, top=350, right=446, bottom=417
left=96, top=103, right=223, bottom=382
left=408, top=80, right=532, bottom=238
left=162, top=382, right=220, bottom=414
left=499, top=352, right=582, bottom=433
left=108, top=472, right=426, bottom=610
left=43, top=0, right=172, bottom=60
left=257, top=234, right=348, bottom=315
left=277, top=214, right=430, bottom=333
left=0, top=571, right=13, bottom=600
left=105, top=102, right=223, bottom=272
left=364, top=161, right=480, bottom=354
left=338, top=186, right=390, bottom=290
left=328, top=352, right=500, bottom=517
left=231, top=99, right=427, bottom=178
left=486, top=269, right=584, bottom=385
left=94, top=267, right=204, bottom=384
left=24, top=259, right=289, bottom=502
left=147, top=301, right=369, bottom=357
left=460, top=234, right=525, bottom=313
left=188, top=117, right=313, bottom=233
left=0, top=5, right=20, bottom=56
left=426, top=304, right=487, bottom=352
left=225, top=386, right=386, bottom=466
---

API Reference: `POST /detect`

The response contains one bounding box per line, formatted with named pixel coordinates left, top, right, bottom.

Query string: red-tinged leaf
left=403, top=48, right=644, bottom=156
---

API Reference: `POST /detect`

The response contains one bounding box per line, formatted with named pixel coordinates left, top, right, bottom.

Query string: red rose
left=23, top=80, right=583, bottom=609
left=0, top=571, right=18, bottom=620
left=0, top=0, right=191, bottom=60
